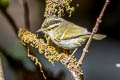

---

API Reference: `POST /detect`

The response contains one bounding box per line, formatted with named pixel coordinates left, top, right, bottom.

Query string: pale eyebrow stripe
left=49, top=23, right=61, bottom=28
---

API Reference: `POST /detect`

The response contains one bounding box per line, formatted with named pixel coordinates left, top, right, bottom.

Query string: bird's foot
left=64, top=48, right=78, bottom=64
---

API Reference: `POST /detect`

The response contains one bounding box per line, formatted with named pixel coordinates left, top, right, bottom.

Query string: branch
left=18, top=29, right=83, bottom=80
left=0, top=57, right=5, bottom=80
left=0, top=47, right=6, bottom=80
left=78, top=0, right=110, bottom=65
left=21, top=0, right=30, bottom=30
left=0, top=57, right=4, bottom=80
left=0, top=8, right=19, bottom=36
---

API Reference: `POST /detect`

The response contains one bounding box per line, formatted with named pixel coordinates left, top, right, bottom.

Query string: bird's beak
left=36, top=29, right=44, bottom=33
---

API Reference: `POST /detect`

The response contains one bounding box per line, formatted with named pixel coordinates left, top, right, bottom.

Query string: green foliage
left=0, top=0, right=9, bottom=9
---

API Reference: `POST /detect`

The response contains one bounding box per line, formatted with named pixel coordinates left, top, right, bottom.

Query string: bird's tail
left=93, top=34, right=107, bottom=40
left=82, top=34, right=107, bottom=40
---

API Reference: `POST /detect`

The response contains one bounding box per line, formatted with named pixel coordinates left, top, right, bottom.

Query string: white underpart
left=52, top=38, right=81, bottom=49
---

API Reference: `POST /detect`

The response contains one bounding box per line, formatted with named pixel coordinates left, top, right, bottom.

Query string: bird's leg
left=65, top=48, right=78, bottom=64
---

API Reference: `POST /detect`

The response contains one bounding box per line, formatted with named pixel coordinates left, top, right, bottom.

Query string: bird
left=36, top=17, right=106, bottom=64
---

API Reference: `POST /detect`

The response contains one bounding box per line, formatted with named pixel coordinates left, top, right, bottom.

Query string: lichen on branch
left=18, top=28, right=83, bottom=80
left=44, top=0, right=74, bottom=18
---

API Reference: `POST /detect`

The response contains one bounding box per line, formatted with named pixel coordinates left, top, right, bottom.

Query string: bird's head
left=36, top=17, right=65, bottom=33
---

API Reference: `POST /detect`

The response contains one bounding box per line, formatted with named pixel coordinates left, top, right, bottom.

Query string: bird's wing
left=60, top=22, right=91, bottom=40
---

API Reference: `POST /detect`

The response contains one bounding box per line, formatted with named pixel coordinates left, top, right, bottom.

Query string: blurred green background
left=0, top=0, right=120, bottom=80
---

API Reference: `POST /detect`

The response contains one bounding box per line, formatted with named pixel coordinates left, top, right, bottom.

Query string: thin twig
left=78, top=0, right=110, bottom=66
left=21, top=0, right=30, bottom=30
left=0, top=8, right=19, bottom=36
left=0, top=47, right=6, bottom=80
left=0, top=57, right=5, bottom=80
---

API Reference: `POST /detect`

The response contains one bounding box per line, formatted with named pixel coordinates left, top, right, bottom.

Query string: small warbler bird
left=36, top=17, right=106, bottom=63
